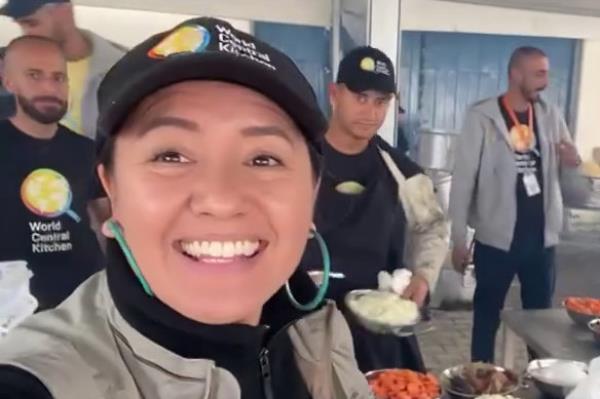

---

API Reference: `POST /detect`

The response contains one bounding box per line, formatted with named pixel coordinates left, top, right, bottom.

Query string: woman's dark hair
left=308, top=141, right=324, bottom=179
left=97, top=133, right=117, bottom=172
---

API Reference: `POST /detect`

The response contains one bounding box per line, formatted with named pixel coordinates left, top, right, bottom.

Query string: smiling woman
left=0, top=17, right=371, bottom=399
left=102, top=80, right=317, bottom=326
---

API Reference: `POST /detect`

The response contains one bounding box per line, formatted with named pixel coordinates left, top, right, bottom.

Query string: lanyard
left=501, top=95, right=533, bottom=142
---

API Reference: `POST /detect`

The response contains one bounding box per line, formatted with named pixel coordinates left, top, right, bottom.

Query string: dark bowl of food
left=563, top=297, right=600, bottom=327
left=440, top=363, right=520, bottom=399
left=589, top=319, right=600, bottom=346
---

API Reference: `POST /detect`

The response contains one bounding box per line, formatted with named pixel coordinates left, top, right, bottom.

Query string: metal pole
left=394, top=0, right=403, bottom=146
left=366, top=0, right=372, bottom=44
left=331, top=0, right=342, bottom=80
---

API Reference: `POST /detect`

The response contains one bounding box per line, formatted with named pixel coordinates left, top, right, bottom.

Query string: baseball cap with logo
left=0, top=0, right=69, bottom=19
left=96, top=16, right=327, bottom=155
left=336, top=46, right=396, bottom=94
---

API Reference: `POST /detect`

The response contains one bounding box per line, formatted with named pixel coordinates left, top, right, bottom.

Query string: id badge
left=523, top=173, right=541, bottom=197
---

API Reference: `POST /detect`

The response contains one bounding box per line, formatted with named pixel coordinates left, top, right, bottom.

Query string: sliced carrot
left=368, top=369, right=440, bottom=399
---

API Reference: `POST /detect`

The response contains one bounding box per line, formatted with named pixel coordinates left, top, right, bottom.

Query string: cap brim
left=98, top=52, right=327, bottom=145
left=0, top=4, right=40, bottom=18
left=344, top=79, right=396, bottom=95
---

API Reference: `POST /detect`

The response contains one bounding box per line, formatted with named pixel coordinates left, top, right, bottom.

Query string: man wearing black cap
left=301, top=46, right=448, bottom=372
left=1, top=0, right=125, bottom=138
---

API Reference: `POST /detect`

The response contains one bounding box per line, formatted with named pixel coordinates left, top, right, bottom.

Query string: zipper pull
left=259, top=348, right=275, bottom=399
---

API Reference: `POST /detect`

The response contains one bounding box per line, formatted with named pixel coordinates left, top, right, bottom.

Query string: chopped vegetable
left=565, top=297, right=600, bottom=316
left=367, top=369, right=440, bottom=399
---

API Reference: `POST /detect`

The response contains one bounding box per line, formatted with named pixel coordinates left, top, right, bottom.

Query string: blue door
left=400, top=32, right=579, bottom=150
left=254, top=22, right=331, bottom=114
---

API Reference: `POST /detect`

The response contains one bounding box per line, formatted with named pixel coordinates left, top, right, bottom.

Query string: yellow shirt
left=61, top=57, right=90, bottom=134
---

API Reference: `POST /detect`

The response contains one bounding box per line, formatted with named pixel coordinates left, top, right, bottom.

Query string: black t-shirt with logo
left=302, top=139, right=401, bottom=298
left=497, top=98, right=545, bottom=251
left=300, top=136, right=426, bottom=373
left=0, top=120, right=104, bottom=310
left=301, top=136, right=421, bottom=300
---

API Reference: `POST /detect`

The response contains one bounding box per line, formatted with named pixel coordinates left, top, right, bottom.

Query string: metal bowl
left=439, top=364, right=521, bottom=399
left=307, top=270, right=345, bottom=286
left=527, top=359, right=588, bottom=399
left=365, top=369, right=441, bottom=399
left=345, top=289, right=421, bottom=337
left=563, top=299, right=600, bottom=327
left=365, top=368, right=400, bottom=380
left=589, top=319, right=600, bottom=346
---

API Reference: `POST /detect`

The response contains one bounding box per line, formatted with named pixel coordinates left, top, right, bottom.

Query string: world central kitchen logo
left=20, top=169, right=79, bottom=254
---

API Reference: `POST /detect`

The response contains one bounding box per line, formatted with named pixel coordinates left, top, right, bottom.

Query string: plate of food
left=366, top=368, right=441, bottom=399
left=563, top=297, right=600, bottom=327
left=526, top=358, right=588, bottom=398
left=345, top=289, right=421, bottom=336
left=440, top=363, right=520, bottom=398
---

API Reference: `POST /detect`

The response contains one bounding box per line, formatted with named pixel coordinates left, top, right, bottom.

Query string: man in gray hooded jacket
left=1, top=0, right=125, bottom=139
left=449, top=46, right=590, bottom=363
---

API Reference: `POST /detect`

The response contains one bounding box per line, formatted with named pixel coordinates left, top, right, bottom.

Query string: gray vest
left=0, top=272, right=372, bottom=399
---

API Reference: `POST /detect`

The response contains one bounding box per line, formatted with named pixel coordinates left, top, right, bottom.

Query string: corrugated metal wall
left=400, top=31, right=578, bottom=149
left=252, top=26, right=579, bottom=151
left=254, top=22, right=332, bottom=114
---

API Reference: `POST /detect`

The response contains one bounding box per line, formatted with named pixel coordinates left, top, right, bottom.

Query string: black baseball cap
left=0, top=0, right=69, bottom=19
left=97, top=17, right=326, bottom=154
left=336, top=46, right=396, bottom=94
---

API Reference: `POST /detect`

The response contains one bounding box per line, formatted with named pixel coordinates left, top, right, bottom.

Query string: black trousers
left=471, top=241, right=556, bottom=363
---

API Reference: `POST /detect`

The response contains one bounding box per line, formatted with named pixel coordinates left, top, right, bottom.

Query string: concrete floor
left=418, top=235, right=600, bottom=374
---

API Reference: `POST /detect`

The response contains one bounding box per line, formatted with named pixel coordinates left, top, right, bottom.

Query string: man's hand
left=557, top=140, right=582, bottom=168
left=402, top=274, right=429, bottom=308
left=452, top=245, right=471, bottom=274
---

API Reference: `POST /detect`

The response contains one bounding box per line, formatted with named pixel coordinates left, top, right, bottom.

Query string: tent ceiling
left=443, top=0, right=600, bottom=18
left=72, top=0, right=332, bottom=26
